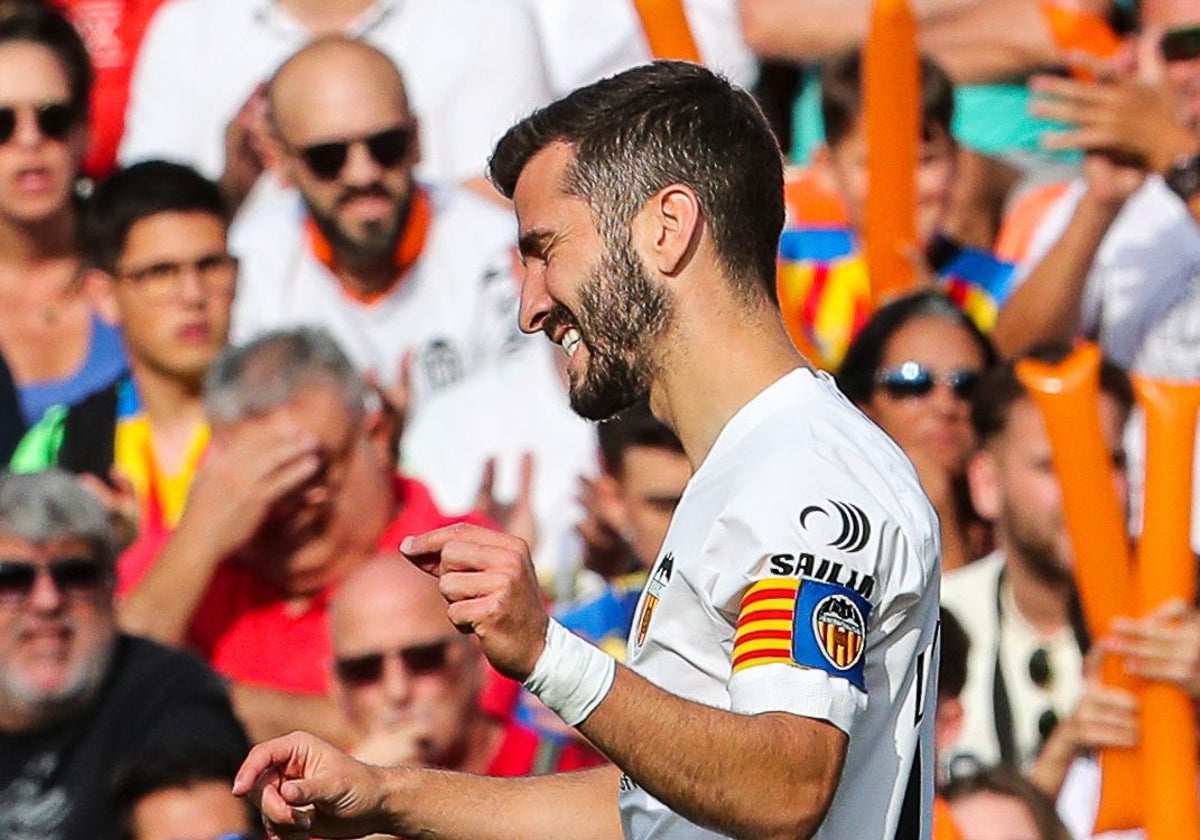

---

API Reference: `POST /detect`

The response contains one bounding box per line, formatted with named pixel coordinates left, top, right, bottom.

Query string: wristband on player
left=523, top=619, right=616, bottom=727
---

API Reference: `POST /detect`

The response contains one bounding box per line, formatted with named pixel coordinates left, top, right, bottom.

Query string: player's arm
left=236, top=740, right=623, bottom=840
left=578, top=667, right=847, bottom=840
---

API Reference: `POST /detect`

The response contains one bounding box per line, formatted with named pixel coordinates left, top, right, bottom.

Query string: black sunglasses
left=0, top=102, right=77, bottom=145
left=334, top=638, right=454, bottom=686
left=875, top=362, right=981, bottom=401
left=297, top=125, right=414, bottom=181
left=0, top=556, right=109, bottom=604
left=1162, top=25, right=1200, bottom=63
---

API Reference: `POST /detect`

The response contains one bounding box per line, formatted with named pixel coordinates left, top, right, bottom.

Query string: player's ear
left=633, top=183, right=702, bottom=277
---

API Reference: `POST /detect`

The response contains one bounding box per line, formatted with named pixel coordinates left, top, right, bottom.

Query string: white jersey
left=620, top=369, right=941, bottom=840
left=229, top=183, right=530, bottom=410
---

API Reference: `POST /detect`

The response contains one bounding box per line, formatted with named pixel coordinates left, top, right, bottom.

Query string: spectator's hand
left=221, top=83, right=270, bottom=211
left=472, top=453, right=538, bottom=553
left=351, top=719, right=430, bottom=768
left=234, top=731, right=389, bottom=839
left=1032, top=31, right=1198, bottom=177
left=367, top=350, right=414, bottom=457
left=77, top=467, right=139, bottom=549
left=576, top=474, right=635, bottom=580
left=182, top=422, right=321, bottom=559
left=1110, top=599, right=1200, bottom=698
left=1059, top=646, right=1140, bottom=753
left=400, top=523, right=547, bottom=681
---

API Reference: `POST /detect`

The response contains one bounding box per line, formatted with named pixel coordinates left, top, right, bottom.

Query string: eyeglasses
left=0, top=102, right=78, bottom=145
left=334, top=638, right=455, bottom=686
left=0, top=556, right=109, bottom=605
left=875, top=362, right=981, bottom=401
left=295, top=125, right=414, bottom=181
left=1162, top=26, right=1200, bottom=63
left=115, top=253, right=238, bottom=301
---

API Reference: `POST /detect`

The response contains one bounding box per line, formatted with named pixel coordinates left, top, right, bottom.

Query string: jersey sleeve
left=706, top=454, right=901, bottom=735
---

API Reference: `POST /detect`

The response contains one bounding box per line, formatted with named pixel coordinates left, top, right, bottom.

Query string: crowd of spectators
left=0, top=0, right=1199, bottom=838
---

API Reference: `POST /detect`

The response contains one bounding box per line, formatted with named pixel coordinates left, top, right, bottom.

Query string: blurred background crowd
left=0, top=0, right=1198, bottom=838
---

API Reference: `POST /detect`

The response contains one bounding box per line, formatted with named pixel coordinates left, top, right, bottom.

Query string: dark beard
left=564, top=232, right=673, bottom=421
left=309, top=186, right=409, bottom=265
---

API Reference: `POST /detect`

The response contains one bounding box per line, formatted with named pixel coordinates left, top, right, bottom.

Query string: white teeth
left=561, top=327, right=582, bottom=358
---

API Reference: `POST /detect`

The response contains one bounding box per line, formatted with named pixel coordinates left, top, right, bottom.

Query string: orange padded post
left=631, top=0, right=700, bottom=62
left=1015, top=343, right=1141, bottom=831
left=1132, top=377, right=1200, bottom=840
left=864, top=0, right=919, bottom=303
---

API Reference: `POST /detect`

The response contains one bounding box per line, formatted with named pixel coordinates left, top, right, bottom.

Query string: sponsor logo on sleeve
left=732, top=577, right=872, bottom=691
left=799, top=500, right=872, bottom=553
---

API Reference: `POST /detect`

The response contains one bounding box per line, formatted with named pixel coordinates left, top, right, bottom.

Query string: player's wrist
left=523, top=619, right=616, bottom=727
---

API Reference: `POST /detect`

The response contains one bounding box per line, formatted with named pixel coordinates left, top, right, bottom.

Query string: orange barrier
left=631, top=0, right=700, bottom=62
left=1132, top=378, right=1200, bottom=840
left=864, top=0, right=919, bottom=303
left=1015, top=343, right=1142, bottom=831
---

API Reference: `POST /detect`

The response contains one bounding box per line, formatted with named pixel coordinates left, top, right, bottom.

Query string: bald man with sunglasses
left=329, top=554, right=594, bottom=776
left=228, top=37, right=537, bottom=426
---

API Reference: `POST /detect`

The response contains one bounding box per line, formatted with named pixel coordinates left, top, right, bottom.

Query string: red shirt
left=120, top=475, right=479, bottom=694
left=53, top=0, right=166, bottom=177
left=484, top=719, right=606, bottom=776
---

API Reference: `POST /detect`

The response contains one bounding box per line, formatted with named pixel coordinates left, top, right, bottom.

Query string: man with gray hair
left=0, top=470, right=246, bottom=840
left=117, top=327, right=480, bottom=749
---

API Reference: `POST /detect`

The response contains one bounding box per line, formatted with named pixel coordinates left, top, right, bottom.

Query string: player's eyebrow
left=518, top=229, right=554, bottom=260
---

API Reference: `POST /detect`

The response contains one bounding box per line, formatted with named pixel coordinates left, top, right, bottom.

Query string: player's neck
left=1003, top=551, right=1072, bottom=639
left=651, top=296, right=805, bottom=472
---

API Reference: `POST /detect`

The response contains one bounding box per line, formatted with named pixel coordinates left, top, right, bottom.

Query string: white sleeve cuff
left=729, top=662, right=866, bottom=734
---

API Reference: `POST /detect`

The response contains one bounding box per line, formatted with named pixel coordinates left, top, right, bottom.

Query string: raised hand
left=234, top=731, right=390, bottom=839
left=400, top=523, right=548, bottom=681
left=473, top=452, right=539, bottom=552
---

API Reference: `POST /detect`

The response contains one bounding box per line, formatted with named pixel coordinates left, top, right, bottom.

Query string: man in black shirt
left=0, top=469, right=247, bottom=840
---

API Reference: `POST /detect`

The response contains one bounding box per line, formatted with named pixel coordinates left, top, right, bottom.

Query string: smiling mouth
left=561, top=327, right=583, bottom=358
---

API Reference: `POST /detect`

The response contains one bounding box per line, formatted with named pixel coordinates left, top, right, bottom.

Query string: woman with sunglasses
left=838, top=289, right=998, bottom=572
left=0, top=5, right=125, bottom=439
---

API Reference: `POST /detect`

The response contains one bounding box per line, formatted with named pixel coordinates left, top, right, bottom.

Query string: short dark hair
left=81, top=160, right=229, bottom=273
left=489, top=61, right=785, bottom=302
left=941, top=766, right=1071, bottom=840
left=835, top=290, right=998, bottom=406
left=110, top=750, right=261, bottom=840
left=938, top=607, right=968, bottom=702
left=598, top=399, right=684, bottom=477
left=0, top=3, right=92, bottom=115
left=971, top=341, right=1134, bottom=446
left=821, top=48, right=955, bottom=148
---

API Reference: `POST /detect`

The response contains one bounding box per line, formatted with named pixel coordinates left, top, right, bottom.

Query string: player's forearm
left=379, top=765, right=624, bottom=840
left=993, top=194, right=1121, bottom=357
left=577, top=667, right=847, bottom=840
left=116, top=520, right=225, bottom=644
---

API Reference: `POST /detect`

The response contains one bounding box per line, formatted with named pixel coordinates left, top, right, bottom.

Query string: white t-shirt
left=229, top=184, right=530, bottom=409
left=520, top=0, right=757, bottom=97
left=620, top=368, right=941, bottom=840
left=940, top=552, right=1084, bottom=771
left=120, top=0, right=552, bottom=184
left=400, top=343, right=599, bottom=597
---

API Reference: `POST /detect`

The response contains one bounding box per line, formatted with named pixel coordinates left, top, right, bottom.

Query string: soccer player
left=235, top=61, right=941, bottom=840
